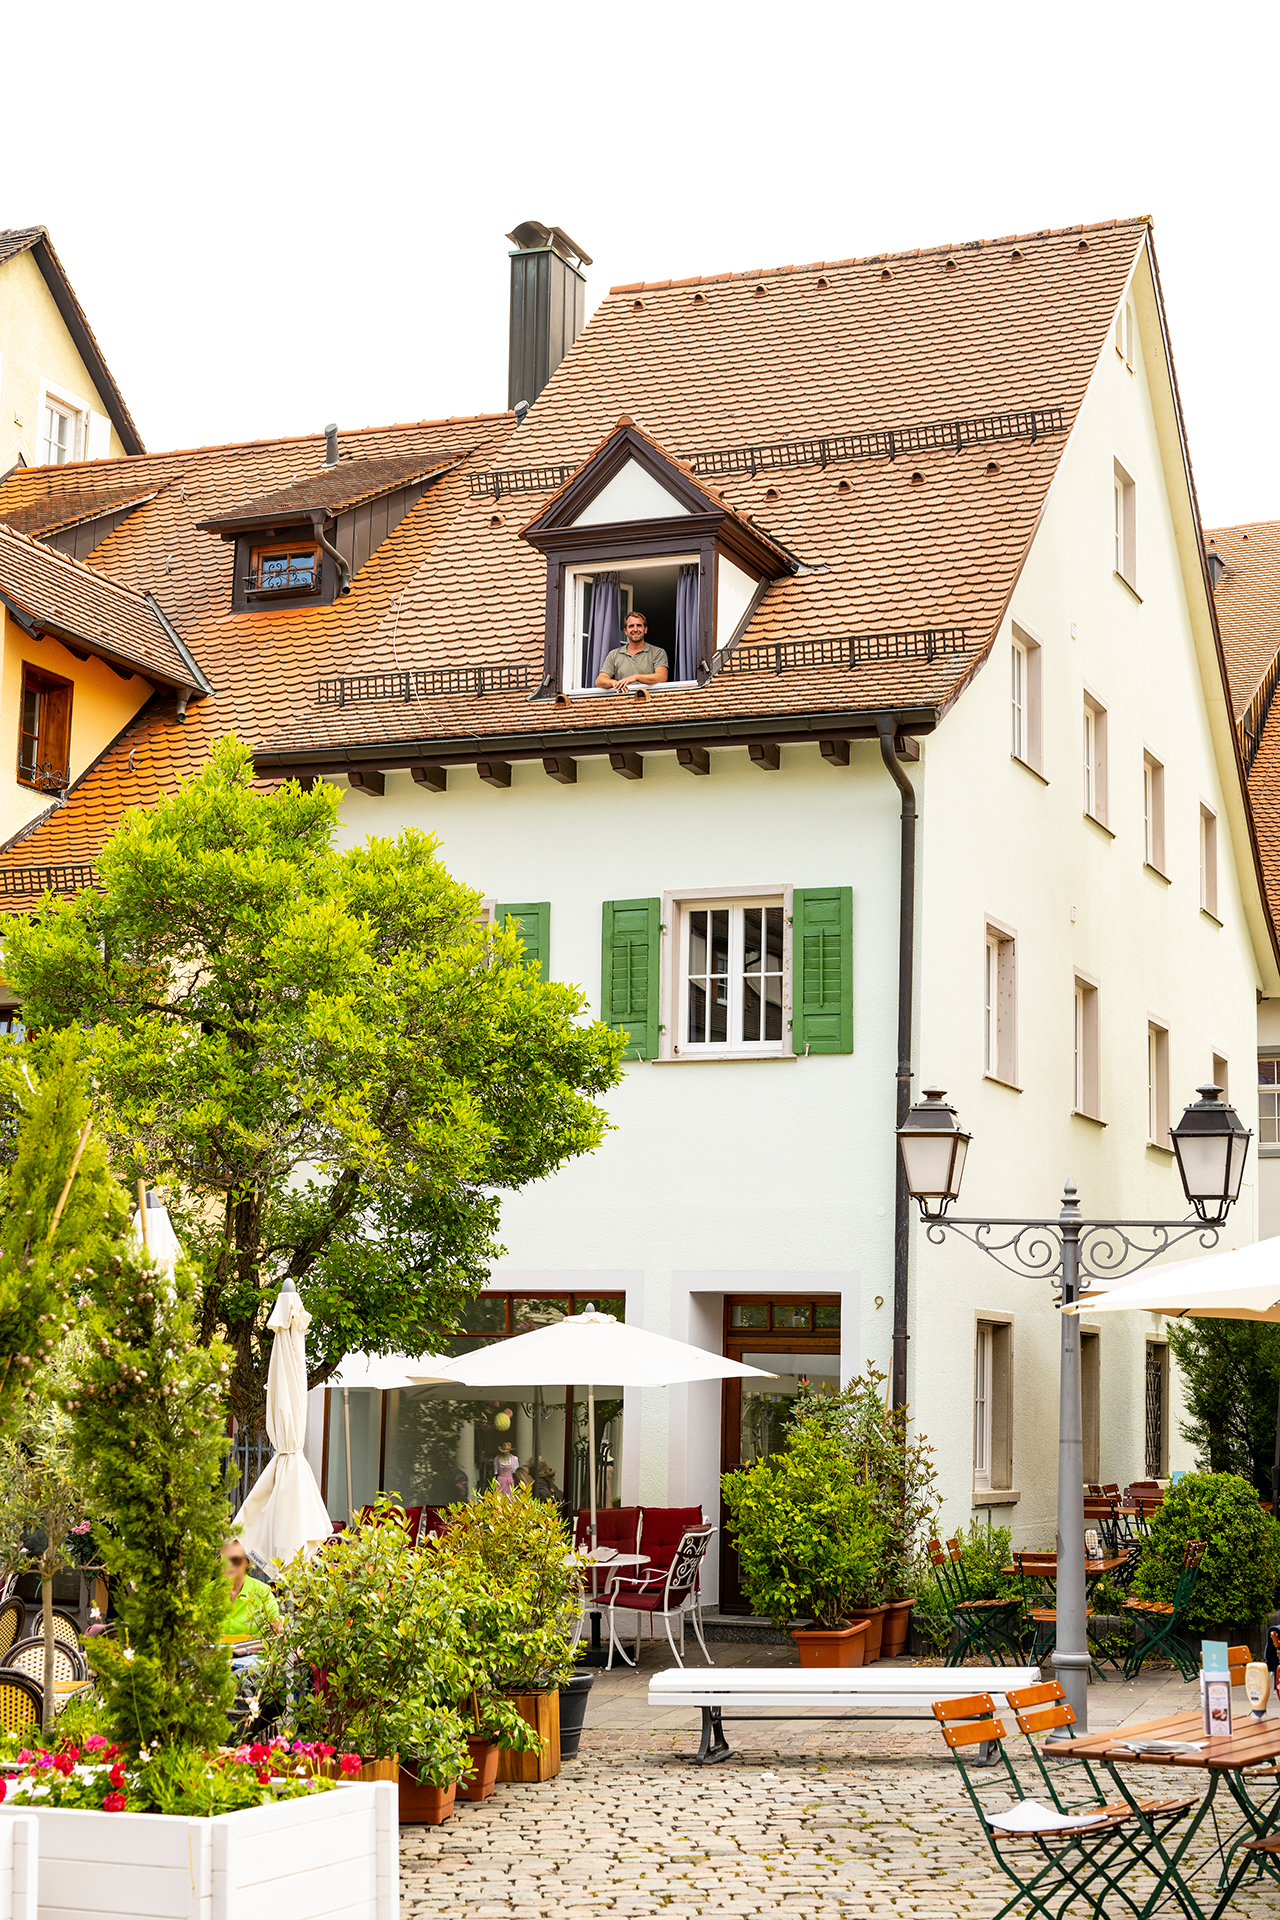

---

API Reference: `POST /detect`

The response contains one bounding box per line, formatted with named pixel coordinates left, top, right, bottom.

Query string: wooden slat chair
left=0, top=1597, right=23, bottom=1658
left=1005, top=1681, right=1197, bottom=1830
left=1013, top=1554, right=1112, bottom=1681
left=4, top=1634, right=86, bottom=1686
left=1122, top=1540, right=1205, bottom=1682
left=0, top=1670, right=41, bottom=1739
left=928, top=1537, right=1022, bottom=1668
left=933, top=1692, right=1148, bottom=1920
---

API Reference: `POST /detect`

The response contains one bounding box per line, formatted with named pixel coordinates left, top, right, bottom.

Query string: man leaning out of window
left=596, top=612, right=669, bottom=691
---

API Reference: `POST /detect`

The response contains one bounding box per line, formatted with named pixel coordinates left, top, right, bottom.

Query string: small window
left=973, top=1319, right=1012, bottom=1493
left=1073, top=977, right=1100, bottom=1119
left=679, top=898, right=786, bottom=1054
left=1115, top=300, right=1135, bottom=368
left=246, top=543, right=322, bottom=597
left=1148, top=1021, right=1170, bottom=1148
left=984, top=923, right=1017, bottom=1085
left=1200, top=805, right=1218, bottom=918
left=41, top=399, right=78, bottom=466
left=1081, top=1330, right=1101, bottom=1484
left=1114, top=460, right=1136, bottom=587
left=1259, top=1057, right=1280, bottom=1146
left=1212, top=1052, right=1229, bottom=1101
left=1010, top=627, right=1042, bottom=772
left=574, top=561, right=696, bottom=688
left=1143, top=753, right=1166, bottom=872
left=17, top=664, right=72, bottom=792
left=1083, top=694, right=1108, bottom=825
left=973, top=1323, right=992, bottom=1489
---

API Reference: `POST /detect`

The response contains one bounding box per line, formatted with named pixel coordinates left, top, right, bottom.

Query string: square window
left=671, top=893, right=790, bottom=1058
left=814, top=1300, right=841, bottom=1330
left=772, top=1302, right=812, bottom=1331
left=248, top=542, right=322, bottom=597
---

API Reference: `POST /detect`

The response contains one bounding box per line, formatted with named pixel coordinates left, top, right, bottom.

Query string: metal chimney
left=1206, top=550, right=1226, bottom=590
left=506, top=223, right=591, bottom=414
left=323, top=422, right=339, bottom=467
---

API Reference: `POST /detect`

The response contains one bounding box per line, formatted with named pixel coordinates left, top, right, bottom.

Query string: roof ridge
left=16, top=413, right=517, bottom=476
left=609, top=215, right=1151, bottom=294
left=0, top=517, right=171, bottom=615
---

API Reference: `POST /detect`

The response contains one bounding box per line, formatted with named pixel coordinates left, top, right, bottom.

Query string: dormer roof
left=196, top=448, right=470, bottom=536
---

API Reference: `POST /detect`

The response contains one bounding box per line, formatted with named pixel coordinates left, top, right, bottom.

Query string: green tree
left=0, top=1398, right=85, bottom=1731
left=1166, top=1319, right=1280, bottom=1493
left=3, top=738, right=623, bottom=1428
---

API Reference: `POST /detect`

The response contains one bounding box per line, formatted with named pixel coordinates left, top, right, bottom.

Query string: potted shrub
left=721, top=1409, right=885, bottom=1665
left=428, top=1485, right=585, bottom=1781
left=1133, top=1471, right=1277, bottom=1637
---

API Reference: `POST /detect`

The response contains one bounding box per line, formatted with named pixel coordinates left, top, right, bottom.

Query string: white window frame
left=1148, top=1019, right=1171, bottom=1149
left=1114, top=458, right=1137, bottom=588
left=1073, top=974, right=1101, bottom=1120
left=1143, top=751, right=1166, bottom=874
left=1259, top=1055, right=1280, bottom=1156
left=1200, top=804, right=1219, bottom=919
left=983, top=919, right=1018, bottom=1087
left=1083, top=691, right=1108, bottom=826
left=659, top=884, right=794, bottom=1062
left=36, top=378, right=89, bottom=468
left=563, top=554, right=700, bottom=694
left=1010, top=624, right=1043, bottom=774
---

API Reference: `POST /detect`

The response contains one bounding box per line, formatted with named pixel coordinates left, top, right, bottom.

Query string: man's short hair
left=625, top=612, right=647, bottom=627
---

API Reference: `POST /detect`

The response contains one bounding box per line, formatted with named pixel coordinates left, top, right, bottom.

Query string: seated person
left=221, top=1538, right=281, bottom=1668
left=596, top=612, right=669, bottom=691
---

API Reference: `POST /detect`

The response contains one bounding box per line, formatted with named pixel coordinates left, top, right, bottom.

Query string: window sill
left=1011, top=753, right=1048, bottom=786
left=1114, top=570, right=1143, bottom=604
left=1071, top=1110, right=1107, bottom=1127
left=982, top=1073, right=1022, bottom=1092
left=972, top=1488, right=1020, bottom=1507
left=1144, top=862, right=1170, bottom=885
left=1201, top=907, right=1223, bottom=928
left=1146, top=1141, right=1175, bottom=1159
left=1258, top=1145, right=1280, bottom=1159
left=1084, top=810, right=1115, bottom=839
left=655, top=1051, right=797, bottom=1065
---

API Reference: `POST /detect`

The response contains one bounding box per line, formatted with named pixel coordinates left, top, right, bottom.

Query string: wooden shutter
left=600, top=898, right=660, bottom=1061
left=793, top=887, right=853, bottom=1054
left=495, top=902, right=551, bottom=981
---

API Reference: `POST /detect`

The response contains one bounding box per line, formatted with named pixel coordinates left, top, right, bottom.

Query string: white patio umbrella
left=129, top=1184, right=183, bottom=1281
left=233, top=1278, right=334, bottom=1577
left=409, top=1309, right=775, bottom=1550
left=1065, top=1234, right=1280, bottom=1501
left=323, top=1351, right=456, bottom=1524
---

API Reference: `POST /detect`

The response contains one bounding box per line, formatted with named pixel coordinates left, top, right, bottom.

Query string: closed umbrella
left=410, top=1309, right=774, bottom=1551
left=233, top=1278, right=333, bottom=1577
left=1065, top=1235, right=1280, bottom=1505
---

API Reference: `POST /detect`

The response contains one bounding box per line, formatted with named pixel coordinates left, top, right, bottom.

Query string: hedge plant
left=1132, top=1471, right=1275, bottom=1630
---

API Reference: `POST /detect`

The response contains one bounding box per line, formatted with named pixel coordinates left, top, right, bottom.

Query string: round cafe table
left=580, top=1552, right=648, bottom=1668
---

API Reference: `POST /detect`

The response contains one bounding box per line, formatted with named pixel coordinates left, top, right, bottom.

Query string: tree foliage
left=1132, top=1470, right=1277, bottom=1629
left=3, top=738, right=624, bottom=1426
left=1166, top=1318, right=1280, bottom=1493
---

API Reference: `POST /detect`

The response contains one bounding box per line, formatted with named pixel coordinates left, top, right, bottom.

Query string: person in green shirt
left=596, top=612, right=669, bottom=691
left=222, top=1540, right=281, bottom=1665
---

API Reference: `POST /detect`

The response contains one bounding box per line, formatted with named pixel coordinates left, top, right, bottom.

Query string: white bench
left=648, top=1664, right=1042, bottom=1764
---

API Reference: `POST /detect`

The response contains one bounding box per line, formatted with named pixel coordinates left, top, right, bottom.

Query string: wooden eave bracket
left=347, top=768, right=385, bottom=796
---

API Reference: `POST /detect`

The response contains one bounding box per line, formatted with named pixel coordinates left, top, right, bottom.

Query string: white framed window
left=662, top=886, right=792, bottom=1060
left=973, top=1322, right=992, bottom=1489
left=1083, top=693, right=1108, bottom=825
left=1259, top=1057, right=1280, bottom=1150
left=566, top=555, right=698, bottom=692
left=1010, top=625, right=1043, bottom=773
left=1143, top=752, right=1166, bottom=873
left=1114, top=459, right=1136, bottom=587
left=1200, top=805, right=1218, bottom=918
left=984, top=921, right=1017, bottom=1085
left=1212, top=1052, right=1229, bottom=1101
left=1148, top=1021, right=1170, bottom=1148
left=973, top=1318, right=1012, bottom=1494
left=41, top=398, right=76, bottom=466
left=1073, top=975, right=1100, bottom=1119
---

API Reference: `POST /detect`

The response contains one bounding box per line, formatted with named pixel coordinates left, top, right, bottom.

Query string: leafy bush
left=427, top=1482, right=584, bottom=1692
left=910, top=1521, right=1016, bottom=1653
left=721, top=1408, right=885, bottom=1629
left=1133, top=1472, right=1276, bottom=1629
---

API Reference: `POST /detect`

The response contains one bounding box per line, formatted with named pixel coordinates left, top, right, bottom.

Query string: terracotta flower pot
left=848, top=1604, right=887, bottom=1662
left=496, top=1689, right=561, bottom=1781
left=397, top=1766, right=456, bottom=1825
left=459, top=1737, right=500, bottom=1802
left=789, top=1621, right=869, bottom=1668
left=881, top=1598, right=916, bottom=1658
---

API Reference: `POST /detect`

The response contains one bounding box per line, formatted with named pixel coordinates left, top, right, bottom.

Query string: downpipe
left=877, top=716, right=916, bottom=1412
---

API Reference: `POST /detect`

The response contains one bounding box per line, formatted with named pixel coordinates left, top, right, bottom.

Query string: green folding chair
left=1122, top=1540, right=1205, bottom=1682
left=1005, top=1680, right=1196, bottom=1826
left=933, top=1690, right=1151, bottom=1920
left=927, top=1536, right=1022, bottom=1668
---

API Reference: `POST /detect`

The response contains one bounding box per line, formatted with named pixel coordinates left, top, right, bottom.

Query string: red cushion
left=639, top=1507, right=704, bottom=1571
left=613, top=1589, right=673, bottom=1616
left=574, top=1507, right=641, bottom=1554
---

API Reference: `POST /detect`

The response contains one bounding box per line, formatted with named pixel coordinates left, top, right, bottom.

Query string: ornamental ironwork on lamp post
left=897, top=1086, right=1250, bottom=1730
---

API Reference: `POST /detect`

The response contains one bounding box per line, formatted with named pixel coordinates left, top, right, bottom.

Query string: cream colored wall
left=1258, top=1000, right=1280, bottom=1239
left=912, top=248, right=1265, bottom=1544
left=0, top=249, right=126, bottom=473
left=0, top=609, right=151, bottom=843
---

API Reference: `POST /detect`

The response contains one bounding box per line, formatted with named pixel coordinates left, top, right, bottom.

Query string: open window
left=247, top=542, right=322, bottom=598
left=17, top=664, right=72, bottom=792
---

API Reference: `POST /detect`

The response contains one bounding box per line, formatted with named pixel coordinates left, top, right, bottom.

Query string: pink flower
left=71, top=1520, right=91, bottom=1535
left=339, top=1754, right=362, bottom=1776
left=248, top=1743, right=270, bottom=1764
left=52, top=1754, right=75, bottom=1777
left=102, top=1792, right=126, bottom=1813
left=15, top=1752, right=30, bottom=1766
left=317, top=1744, right=335, bottom=1759
left=233, top=1746, right=250, bottom=1763
left=84, top=1735, right=107, bottom=1753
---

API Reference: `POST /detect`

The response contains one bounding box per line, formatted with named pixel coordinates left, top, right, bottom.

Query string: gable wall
left=0, top=249, right=127, bottom=474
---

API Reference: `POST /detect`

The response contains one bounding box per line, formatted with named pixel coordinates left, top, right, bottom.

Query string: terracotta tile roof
left=0, top=522, right=199, bottom=687
left=198, top=449, right=473, bottom=531
left=0, top=227, right=144, bottom=456
left=1205, top=522, right=1280, bottom=718
left=1, top=480, right=161, bottom=538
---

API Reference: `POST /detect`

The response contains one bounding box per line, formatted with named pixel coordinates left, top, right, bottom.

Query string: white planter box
left=0, top=1815, right=37, bottom=1920
left=2, top=1779, right=396, bottom=1920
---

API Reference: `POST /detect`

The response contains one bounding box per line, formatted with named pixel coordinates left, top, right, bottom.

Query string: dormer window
left=246, top=543, right=322, bottom=598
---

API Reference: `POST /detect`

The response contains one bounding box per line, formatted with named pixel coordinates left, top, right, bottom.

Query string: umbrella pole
left=343, top=1387, right=353, bottom=1524
left=588, top=1380, right=598, bottom=1552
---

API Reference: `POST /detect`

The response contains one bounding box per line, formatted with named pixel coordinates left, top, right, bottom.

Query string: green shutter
left=495, top=901, right=551, bottom=981
left=601, top=897, right=661, bottom=1060
left=793, top=887, right=853, bottom=1054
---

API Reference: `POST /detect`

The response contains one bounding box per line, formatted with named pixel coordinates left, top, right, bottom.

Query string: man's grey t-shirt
left=601, top=642, right=668, bottom=682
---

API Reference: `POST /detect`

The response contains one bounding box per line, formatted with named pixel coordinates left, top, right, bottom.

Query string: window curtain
left=586, top=572, right=622, bottom=685
left=674, top=565, right=700, bottom=682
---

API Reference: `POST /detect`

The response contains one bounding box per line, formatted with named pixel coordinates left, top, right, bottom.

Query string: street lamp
left=895, top=1085, right=1249, bottom=1729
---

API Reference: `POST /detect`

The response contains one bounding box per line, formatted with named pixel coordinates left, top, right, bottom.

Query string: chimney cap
left=507, top=221, right=592, bottom=269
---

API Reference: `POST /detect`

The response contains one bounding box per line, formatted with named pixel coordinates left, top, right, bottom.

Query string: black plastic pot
left=558, top=1668, right=595, bottom=1759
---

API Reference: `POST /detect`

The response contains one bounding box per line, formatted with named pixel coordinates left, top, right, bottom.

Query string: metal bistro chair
left=605, top=1525, right=714, bottom=1670
left=4, top=1634, right=87, bottom=1688
left=1122, top=1539, right=1205, bottom=1681
left=0, top=1596, right=23, bottom=1658
left=0, top=1670, right=42, bottom=1740
left=927, top=1537, right=1022, bottom=1667
left=933, top=1691, right=1146, bottom=1920
left=1005, top=1680, right=1197, bottom=1829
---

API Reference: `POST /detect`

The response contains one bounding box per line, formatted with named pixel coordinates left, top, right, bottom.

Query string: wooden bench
left=648, top=1663, right=1042, bottom=1765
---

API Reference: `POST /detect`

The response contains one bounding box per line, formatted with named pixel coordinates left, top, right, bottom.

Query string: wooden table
left=1058, top=1707, right=1280, bottom=1920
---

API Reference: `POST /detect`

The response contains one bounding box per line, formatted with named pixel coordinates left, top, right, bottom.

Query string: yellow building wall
left=0, top=249, right=127, bottom=474
left=0, top=607, right=151, bottom=844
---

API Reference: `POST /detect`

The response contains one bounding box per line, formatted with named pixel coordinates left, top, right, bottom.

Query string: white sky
left=6, top=0, right=1277, bottom=529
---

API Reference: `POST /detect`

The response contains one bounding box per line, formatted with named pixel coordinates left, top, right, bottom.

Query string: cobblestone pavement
left=401, top=1650, right=1279, bottom=1918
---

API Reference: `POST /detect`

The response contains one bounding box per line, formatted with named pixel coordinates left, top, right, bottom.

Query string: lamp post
left=897, top=1085, right=1250, bottom=1729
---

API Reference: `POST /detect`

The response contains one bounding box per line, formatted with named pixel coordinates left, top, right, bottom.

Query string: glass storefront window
left=512, top=1297, right=569, bottom=1332
left=737, top=1352, right=841, bottom=1465
left=815, top=1300, right=841, bottom=1330
left=772, top=1302, right=812, bottom=1331
left=730, top=1302, right=768, bottom=1330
